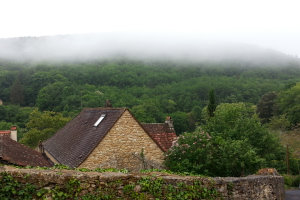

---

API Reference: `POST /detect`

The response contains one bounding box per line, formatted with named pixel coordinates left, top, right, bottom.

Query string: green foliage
left=134, top=177, right=219, bottom=200
left=165, top=129, right=263, bottom=176
left=121, top=176, right=219, bottom=200
left=94, top=168, right=129, bottom=173
left=20, top=109, right=71, bottom=148
left=51, top=178, right=82, bottom=200
left=0, top=105, right=33, bottom=128
left=36, top=81, right=74, bottom=112
left=1, top=60, right=300, bottom=134
left=52, top=164, right=72, bottom=170
left=190, top=106, right=202, bottom=124
left=0, top=173, right=83, bottom=200
left=131, top=100, right=164, bottom=123
left=0, top=173, right=37, bottom=200
left=257, top=92, right=277, bottom=123
left=0, top=172, right=220, bottom=200
left=0, top=121, right=12, bottom=130
left=268, top=114, right=291, bottom=130
left=276, top=82, right=300, bottom=126
left=166, top=103, right=286, bottom=176
left=1, top=59, right=300, bottom=176
left=283, top=174, right=300, bottom=188
left=171, top=111, right=191, bottom=134
left=207, top=89, right=217, bottom=117
left=10, top=77, right=24, bottom=105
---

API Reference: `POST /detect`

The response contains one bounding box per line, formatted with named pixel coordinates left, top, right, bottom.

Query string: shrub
left=166, top=103, right=286, bottom=176
left=165, top=128, right=263, bottom=177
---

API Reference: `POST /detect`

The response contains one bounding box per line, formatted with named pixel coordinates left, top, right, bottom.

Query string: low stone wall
left=0, top=165, right=285, bottom=200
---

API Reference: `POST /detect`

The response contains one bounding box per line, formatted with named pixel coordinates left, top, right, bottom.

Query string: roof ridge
left=77, top=108, right=127, bottom=166
left=0, top=130, right=11, bottom=133
left=142, top=123, right=164, bottom=125
left=82, top=107, right=127, bottom=111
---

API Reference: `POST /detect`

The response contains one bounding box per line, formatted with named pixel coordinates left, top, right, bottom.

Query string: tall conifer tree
left=208, top=89, right=217, bottom=117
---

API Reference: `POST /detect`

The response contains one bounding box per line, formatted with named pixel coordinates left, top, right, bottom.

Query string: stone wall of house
left=79, top=110, right=165, bottom=171
left=0, top=166, right=285, bottom=200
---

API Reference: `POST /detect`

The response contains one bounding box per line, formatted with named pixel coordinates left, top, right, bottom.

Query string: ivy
left=0, top=172, right=221, bottom=200
left=0, top=173, right=37, bottom=200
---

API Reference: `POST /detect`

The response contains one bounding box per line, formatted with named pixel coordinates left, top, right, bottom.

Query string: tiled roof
left=0, top=135, right=52, bottom=167
left=43, top=108, right=126, bottom=168
left=0, top=130, right=11, bottom=135
left=142, top=123, right=177, bottom=152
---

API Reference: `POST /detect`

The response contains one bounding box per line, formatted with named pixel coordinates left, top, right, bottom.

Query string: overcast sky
left=1, top=0, right=300, bottom=56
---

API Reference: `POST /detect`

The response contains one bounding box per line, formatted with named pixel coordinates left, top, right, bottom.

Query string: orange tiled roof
left=142, top=123, right=177, bottom=152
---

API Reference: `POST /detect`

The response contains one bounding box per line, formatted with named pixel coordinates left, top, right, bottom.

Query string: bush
left=283, top=174, right=300, bottom=188
left=166, top=103, right=286, bottom=176
left=165, top=128, right=264, bottom=177
left=268, top=114, right=291, bottom=130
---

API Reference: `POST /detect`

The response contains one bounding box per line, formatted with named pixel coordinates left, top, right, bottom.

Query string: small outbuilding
left=0, top=127, right=52, bottom=167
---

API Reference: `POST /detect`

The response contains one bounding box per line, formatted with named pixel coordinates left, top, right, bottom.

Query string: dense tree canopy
left=256, top=92, right=277, bottom=123
left=276, top=82, right=300, bottom=126
left=1, top=60, right=300, bottom=134
left=20, top=109, right=71, bottom=148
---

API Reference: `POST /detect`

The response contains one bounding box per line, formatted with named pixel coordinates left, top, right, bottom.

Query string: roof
left=142, top=123, right=177, bottom=152
left=43, top=108, right=126, bottom=168
left=0, top=130, right=11, bottom=135
left=0, top=135, right=52, bottom=167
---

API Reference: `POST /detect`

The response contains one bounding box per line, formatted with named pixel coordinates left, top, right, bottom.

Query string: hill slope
left=0, top=34, right=299, bottom=66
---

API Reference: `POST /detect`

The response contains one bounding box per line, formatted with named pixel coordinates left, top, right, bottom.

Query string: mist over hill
left=0, top=33, right=299, bottom=67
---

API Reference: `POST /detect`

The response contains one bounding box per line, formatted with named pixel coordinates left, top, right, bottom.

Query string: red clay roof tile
left=142, top=123, right=177, bottom=152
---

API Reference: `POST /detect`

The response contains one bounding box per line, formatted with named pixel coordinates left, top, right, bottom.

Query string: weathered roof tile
left=0, top=135, right=52, bottom=167
left=142, top=123, right=177, bottom=152
left=43, top=108, right=126, bottom=168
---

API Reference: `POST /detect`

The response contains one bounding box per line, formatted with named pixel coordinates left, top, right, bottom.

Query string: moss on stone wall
left=0, top=165, right=285, bottom=200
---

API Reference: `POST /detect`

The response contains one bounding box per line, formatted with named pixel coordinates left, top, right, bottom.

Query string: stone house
left=0, top=126, right=52, bottom=167
left=43, top=108, right=177, bottom=171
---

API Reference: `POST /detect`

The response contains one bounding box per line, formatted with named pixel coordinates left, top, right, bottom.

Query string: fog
left=1, top=1, right=299, bottom=65
left=0, top=33, right=298, bottom=66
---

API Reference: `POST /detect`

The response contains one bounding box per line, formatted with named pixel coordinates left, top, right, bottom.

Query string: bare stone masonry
left=79, top=110, right=165, bottom=170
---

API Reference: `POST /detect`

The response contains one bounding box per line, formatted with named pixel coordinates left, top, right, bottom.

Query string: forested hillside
left=1, top=56, right=300, bottom=178
left=1, top=59, right=300, bottom=133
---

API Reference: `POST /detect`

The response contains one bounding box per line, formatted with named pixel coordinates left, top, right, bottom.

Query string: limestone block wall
left=0, top=166, right=285, bottom=200
left=79, top=110, right=165, bottom=171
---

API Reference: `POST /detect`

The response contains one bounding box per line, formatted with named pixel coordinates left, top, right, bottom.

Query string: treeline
left=1, top=59, right=300, bottom=134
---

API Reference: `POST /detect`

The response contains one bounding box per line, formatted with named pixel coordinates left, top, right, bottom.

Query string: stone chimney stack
left=10, top=126, right=17, bottom=141
left=165, top=116, right=175, bottom=133
left=105, top=99, right=112, bottom=107
left=38, top=141, right=44, bottom=153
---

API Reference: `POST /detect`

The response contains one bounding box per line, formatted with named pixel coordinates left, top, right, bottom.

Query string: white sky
left=1, top=0, right=300, bottom=56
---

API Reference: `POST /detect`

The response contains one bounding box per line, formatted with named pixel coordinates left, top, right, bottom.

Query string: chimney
left=105, top=99, right=112, bottom=107
left=165, top=116, right=175, bottom=133
left=10, top=126, right=17, bottom=141
left=38, top=141, right=44, bottom=153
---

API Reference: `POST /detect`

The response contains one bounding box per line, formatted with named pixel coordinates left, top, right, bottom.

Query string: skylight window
left=93, top=114, right=106, bottom=127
